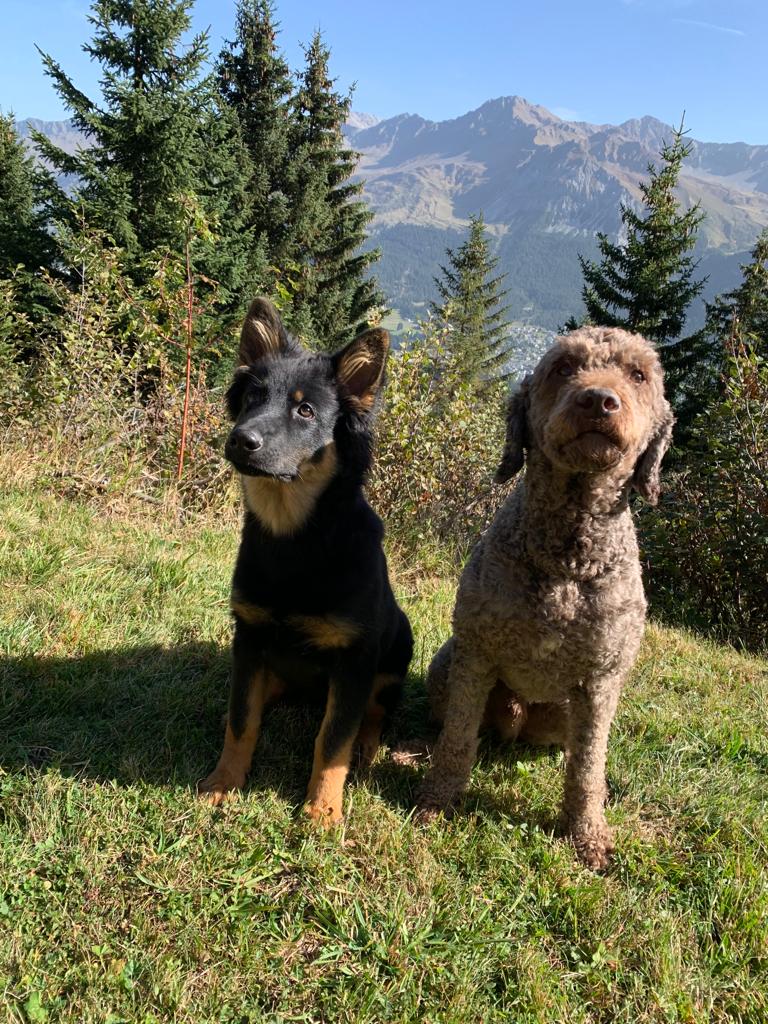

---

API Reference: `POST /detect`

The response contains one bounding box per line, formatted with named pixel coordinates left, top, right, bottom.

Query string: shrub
left=2, top=245, right=512, bottom=544
left=0, top=220, right=235, bottom=512
left=0, top=273, right=33, bottom=421
left=640, top=340, right=768, bottom=651
left=369, top=328, right=509, bottom=557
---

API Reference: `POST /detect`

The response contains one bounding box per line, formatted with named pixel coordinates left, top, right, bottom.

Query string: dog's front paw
left=197, top=766, right=245, bottom=806
left=568, top=817, right=615, bottom=871
left=413, top=802, right=450, bottom=826
left=415, top=773, right=461, bottom=823
left=304, top=800, right=343, bottom=829
left=414, top=780, right=456, bottom=826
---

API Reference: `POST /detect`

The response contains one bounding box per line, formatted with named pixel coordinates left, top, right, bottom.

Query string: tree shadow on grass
left=2, top=643, right=230, bottom=787
left=1, top=643, right=561, bottom=828
left=0, top=645, right=422, bottom=809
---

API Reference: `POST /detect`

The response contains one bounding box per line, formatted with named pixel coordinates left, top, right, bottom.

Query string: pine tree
left=0, top=114, right=56, bottom=317
left=431, top=213, right=512, bottom=383
left=191, top=85, right=254, bottom=314
left=706, top=229, right=768, bottom=358
left=33, top=0, right=251, bottom=311
left=217, top=0, right=293, bottom=293
left=285, top=31, right=384, bottom=349
left=575, top=124, right=706, bottom=413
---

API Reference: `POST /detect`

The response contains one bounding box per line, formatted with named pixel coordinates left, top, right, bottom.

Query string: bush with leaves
left=1, top=214, right=235, bottom=511
left=3, top=256, right=512, bottom=540
left=0, top=273, right=35, bottom=422
left=639, top=338, right=768, bottom=651
left=369, top=326, right=508, bottom=557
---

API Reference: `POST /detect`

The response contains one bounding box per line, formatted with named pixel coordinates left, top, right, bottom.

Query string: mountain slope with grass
left=2, top=452, right=767, bottom=1023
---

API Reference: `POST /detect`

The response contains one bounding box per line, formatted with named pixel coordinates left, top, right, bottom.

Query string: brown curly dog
left=416, top=326, right=674, bottom=869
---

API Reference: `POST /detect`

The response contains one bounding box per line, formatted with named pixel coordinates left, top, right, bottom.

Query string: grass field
left=1, top=458, right=767, bottom=1023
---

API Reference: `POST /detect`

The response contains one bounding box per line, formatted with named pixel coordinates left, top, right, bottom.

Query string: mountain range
left=19, top=98, right=768, bottom=332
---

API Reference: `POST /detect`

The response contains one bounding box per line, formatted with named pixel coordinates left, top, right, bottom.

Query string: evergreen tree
left=191, top=85, right=254, bottom=313
left=676, top=229, right=768, bottom=418
left=33, top=0, right=251, bottom=311
left=217, top=0, right=293, bottom=293
left=431, top=213, right=512, bottom=383
left=0, top=113, right=56, bottom=317
left=575, top=124, right=706, bottom=415
left=285, top=31, right=384, bottom=349
left=706, top=229, right=768, bottom=358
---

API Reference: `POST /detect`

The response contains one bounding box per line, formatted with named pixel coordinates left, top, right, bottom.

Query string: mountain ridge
left=17, top=97, right=768, bottom=330
left=342, top=96, right=767, bottom=328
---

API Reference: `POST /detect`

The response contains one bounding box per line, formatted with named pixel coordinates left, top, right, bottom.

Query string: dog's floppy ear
left=632, top=399, right=674, bottom=504
left=494, top=376, right=531, bottom=484
left=332, top=328, right=390, bottom=411
left=238, top=296, right=291, bottom=365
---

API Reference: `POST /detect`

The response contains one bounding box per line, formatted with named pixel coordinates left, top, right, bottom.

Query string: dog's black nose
left=575, top=387, right=621, bottom=417
left=227, top=427, right=263, bottom=453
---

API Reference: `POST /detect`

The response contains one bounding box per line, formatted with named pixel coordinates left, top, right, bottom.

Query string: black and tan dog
left=198, top=298, right=412, bottom=825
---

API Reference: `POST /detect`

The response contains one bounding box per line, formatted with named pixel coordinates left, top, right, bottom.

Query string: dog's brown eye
left=630, top=369, right=645, bottom=383
left=297, top=402, right=315, bottom=419
left=557, top=363, right=575, bottom=377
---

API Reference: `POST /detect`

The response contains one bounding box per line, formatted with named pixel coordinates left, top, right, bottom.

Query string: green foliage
left=282, top=30, right=384, bottom=349
left=10, top=2, right=386, bottom=356
left=33, top=0, right=251, bottom=313
left=575, top=124, right=707, bottom=427
left=0, top=114, right=57, bottom=319
left=676, top=228, right=768, bottom=441
left=217, top=14, right=385, bottom=347
left=0, top=213, right=232, bottom=508
left=705, top=229, right=768, bottom=360
left=640, top=340, right=768, bottom=652
left=369, top=325, right=508, bottom=555
left=217, top=0, right=293, bottom=294
left=189, top=87, right=255, bottom=315
left=0, top=274, right=34, bottom=418
left=431, top=213, right=512, bottom=384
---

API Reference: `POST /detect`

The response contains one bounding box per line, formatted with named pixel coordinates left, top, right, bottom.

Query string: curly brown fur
left=416, top=327, right=673, bottom=869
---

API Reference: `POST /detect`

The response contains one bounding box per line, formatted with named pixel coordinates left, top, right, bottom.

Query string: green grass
left=1, top=466, right=767, bottom=1023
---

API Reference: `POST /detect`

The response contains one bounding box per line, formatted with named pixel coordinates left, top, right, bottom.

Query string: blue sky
left=1, top=0, right=765, bottom=143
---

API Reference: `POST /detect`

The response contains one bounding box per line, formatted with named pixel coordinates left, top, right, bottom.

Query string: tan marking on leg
left=288, top=614, right=361, bottom=649
left=198, top=670, right=284, bottom=806
left=355, top=672, right=400, bottom=769
left=230, top=591, right=273, bottom=626
left=304, top=692, right=355, bottom=828
left=240, top=444, right=337, bottom=536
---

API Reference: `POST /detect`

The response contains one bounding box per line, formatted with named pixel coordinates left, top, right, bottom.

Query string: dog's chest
left=498, top=582, right=584, bottom=693
left=483, top=575, right=639, bottom=701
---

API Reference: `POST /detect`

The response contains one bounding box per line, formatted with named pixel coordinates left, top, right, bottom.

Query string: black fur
left=203, top=298, right=412, bottom=818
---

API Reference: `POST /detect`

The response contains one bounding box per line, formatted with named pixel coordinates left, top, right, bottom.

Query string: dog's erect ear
left=494, top=377, right=531, bottom=484
left=332, top=328, right=390, bottom=410
left=238, top=297, right=291, bottom=365
left=632, top=400, right=675, bottom=504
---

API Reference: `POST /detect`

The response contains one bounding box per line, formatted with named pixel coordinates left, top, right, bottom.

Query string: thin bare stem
left=176, top=228, right=194, bottom=481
